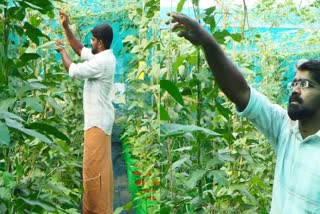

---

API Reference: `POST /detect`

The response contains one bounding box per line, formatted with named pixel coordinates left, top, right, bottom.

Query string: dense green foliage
left=116, top=0, right=160, bottom=212
left=0, top=0, right=84, bottom=212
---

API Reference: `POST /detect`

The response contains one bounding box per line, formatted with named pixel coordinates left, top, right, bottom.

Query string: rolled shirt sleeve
left=69, top=47, right=104, bottom=80
left=69, top=59, right=102, bottom=80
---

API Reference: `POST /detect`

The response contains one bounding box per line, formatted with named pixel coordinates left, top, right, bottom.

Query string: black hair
left=297, top=59, right=320, bottom=84
left=91, top=23, right=113, bottom=49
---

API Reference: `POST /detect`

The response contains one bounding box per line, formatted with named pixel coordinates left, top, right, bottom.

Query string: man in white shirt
left=56, top=11, right=116, bottom=213
left=166, top=12, right=320, bottom=213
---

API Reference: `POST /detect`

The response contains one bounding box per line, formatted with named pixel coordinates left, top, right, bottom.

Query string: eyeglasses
left=287, top=80, right=316, bottom=90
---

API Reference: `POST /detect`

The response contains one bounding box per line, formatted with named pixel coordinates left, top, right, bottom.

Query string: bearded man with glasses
left=167, top=12, right=320, bottom=213
left=287, top=60, right=320, bottom=124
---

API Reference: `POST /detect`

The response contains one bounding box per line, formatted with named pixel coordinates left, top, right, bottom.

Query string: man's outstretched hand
left=166, top=12, right=213, bottom=46
left=59, top=10, right=69, bottom=28
left=55, top=40, right=65, bottom=53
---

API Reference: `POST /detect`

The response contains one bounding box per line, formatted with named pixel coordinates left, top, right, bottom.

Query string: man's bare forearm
left=202, top=38, right=250, bottom=111
left=63, top=25, right=83, bottom=56
left=59, top=49, right=73, bottom=71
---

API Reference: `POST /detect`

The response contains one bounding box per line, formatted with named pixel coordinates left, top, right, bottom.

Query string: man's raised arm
left=59, top=10, right=83, bottom=56
left=167, top=12, right=250, bottom=111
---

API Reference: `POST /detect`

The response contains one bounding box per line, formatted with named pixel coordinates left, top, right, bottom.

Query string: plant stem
left=242, top=0, right=248, bottom=36
left=168, top=139, right=174, bottom=200
left=2, top=3, right=9, bottom=86
left=196, top=56, right=203, bottom=198
left=4, top=147, right=9, bottom=172
left=192, top=1, right=204, bottom=200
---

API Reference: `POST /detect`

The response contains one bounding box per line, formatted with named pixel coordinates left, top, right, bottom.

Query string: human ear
left=98, top=40, right=103, bottom=48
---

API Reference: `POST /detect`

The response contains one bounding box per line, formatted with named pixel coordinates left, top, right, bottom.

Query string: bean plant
left=116, top=0, right=161, bottom=213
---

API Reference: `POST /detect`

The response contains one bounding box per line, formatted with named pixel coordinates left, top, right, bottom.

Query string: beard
left=91, top=48, right=98, bottom=54
left=287, top=94, right=314, bottom=120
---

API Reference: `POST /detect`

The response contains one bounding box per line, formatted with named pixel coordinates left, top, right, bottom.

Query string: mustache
left=289, top=94, right=303, bottom=104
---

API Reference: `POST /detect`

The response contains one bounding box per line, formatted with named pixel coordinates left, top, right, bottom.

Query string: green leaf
left=213, top=29, right=230, bottom=44
left=23, top=22, right=50, bottom=45
left=0, top=187, right=10, bottom=201
left=5, top=118, right=53, bottom=145
left=16, top=82, right=47, bottom=97
left=209, top=170, right=228, bottom=186
left=177, top=0, right=187, bottom=12
left=171, top=155, right=190, bottom=170
left=0, top=111, right=24, bottom=122
left=203, top=15, right=216, bottom=30
left=20, top=0, right=55, bottom=14
left=0, top=203, right=7, bottom=213
left=19, top=53, right=40, bottom=61
left=160, top=206, right=171, bottom=214
left=21, top=97, right=43, bottom=113
left=186, top=169, right=207, bottom=189
left=30, top=14, right=41, bottom=27
left=143, top=41, right=159, bottom=51
left=146, top=5, right=158, bottom=18
left=160, top=106, right=170, bottom=121
left=47, top=10, right=55, bottom=19
left=19, top=197, right=55, bottom=211
left=113, top=207, right=124, bottom=214
left=14, top=24, right=24, bottom=36
left=21, top=1, right=42, bottom=10
left=218, top=149, right=235, bottom=162
left=215, top=101, right=232, bottom=120
left=45, top=97, right=63, bottom=115
left=4, top=118, right=23, bottom=129
left=29, top=82, right=48, bottom=90
left=233, top=185, right=258, bottom=205
left=239, top=150, right=254, bottom=164
left=20, top=128, right=53, bottom=145
left=203, top=6, right=216, bottom=30
left=173, top=146, right=192, bottom=152
left=173, top=55, right=186, bottom=72
left=38, top=41, right=66, bottom=50
left=160, top=80, right=185, bottom=106
left=0, top=122, right=10, bottom=145
left=192, top=0, right=199, bottom=7
left=15, top=159, right=23, bottom=177
left=27, top=123, right=71, bottom=144
left=7, top=6, right=26, bottom=21
left=194, top=69, right=211, bottom=83
left=190, top=196, right=202, bottom=206
left=230, top=33, right=242, bottom=42
left=3, top=172, right=16, bottom=189
left=186, top=51, right=198, bottom=65
left=205, top=6, right=216, bottom=15
left=206, top=158, right=224, bottom=168
left=160, top=122, right=220, bottom=140
left=16, top=86, right=33, bottom=97
left=0, top=98, right=16, bottom=111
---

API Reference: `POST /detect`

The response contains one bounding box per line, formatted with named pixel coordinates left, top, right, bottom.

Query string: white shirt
left=69, top=47, right=115, bottom=135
